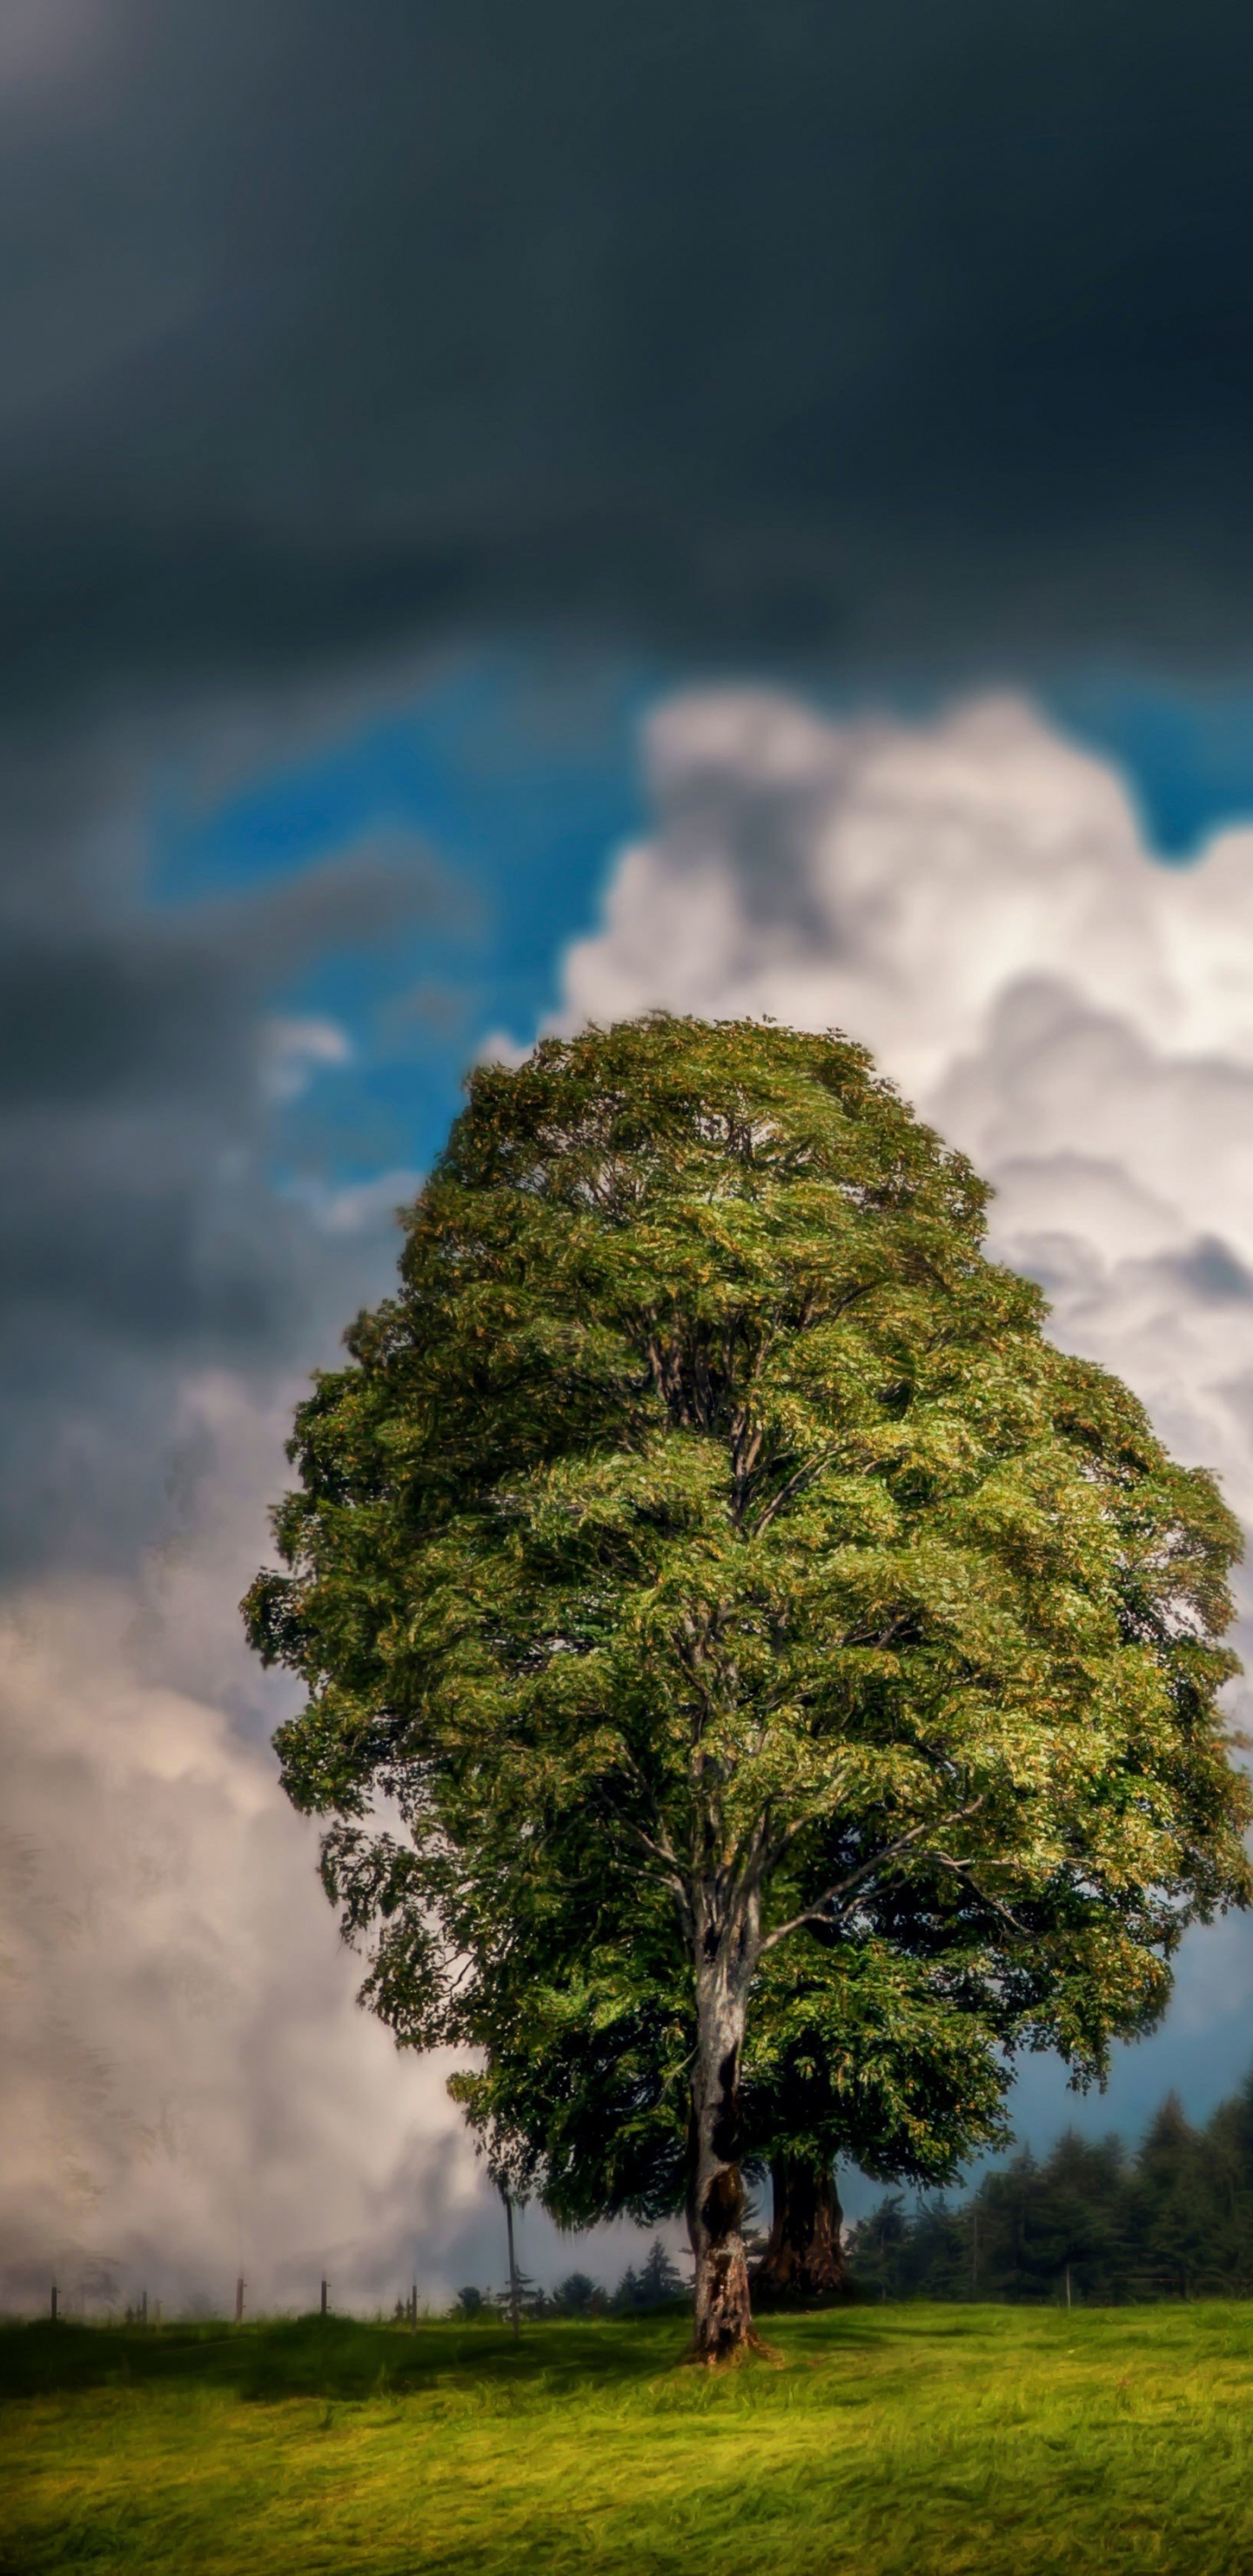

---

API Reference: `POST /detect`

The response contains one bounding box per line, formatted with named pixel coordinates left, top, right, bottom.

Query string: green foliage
left=16, top=2308, right=1253, bottom=2574
left=850, top=2067, right=1253, bottom=2303
left=245, top=1015, right=1252, bottom=2228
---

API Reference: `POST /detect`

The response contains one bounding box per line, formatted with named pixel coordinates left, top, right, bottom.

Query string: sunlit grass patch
left=4, top=2304, right=1253, bottom=2573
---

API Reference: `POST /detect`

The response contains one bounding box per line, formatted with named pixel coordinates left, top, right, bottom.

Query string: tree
left=610, top=2239, right=686, bottom=2311
left=1200, top=2071, right=1253, bottom=2292
left=1130, top=2095, right=1216, bottom=2299
left=847, top=2190, right=911, bottom=2299
left=754, top=2157, right=848, bottom=2300
left=743, top=1937, right=1012, bottom=2301
left=638, top=2237, right=685, bottom=2305
left=847, top=2093, right=1253, bottom=2306
left=971, top=2134, right=1132, bottom=2304
left=549, top=2270, right=600, bottom=2317
left=245, top=1016, right=1252, bottom=2359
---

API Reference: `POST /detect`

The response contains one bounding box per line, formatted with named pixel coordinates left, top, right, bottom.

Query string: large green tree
left=245, top=1016, right=1252, bottom=2358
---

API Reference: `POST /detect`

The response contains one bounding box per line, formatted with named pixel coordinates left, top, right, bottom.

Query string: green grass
left=4, top=2303, right=1253, bottom=2573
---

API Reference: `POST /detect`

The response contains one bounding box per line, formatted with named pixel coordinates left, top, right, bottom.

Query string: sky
left=10, top=1, right=1253, bottom=2314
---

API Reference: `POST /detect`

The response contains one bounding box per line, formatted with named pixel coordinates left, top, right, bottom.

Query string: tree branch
left=759, top=1796, right=987, bottom=1952
left=750, top=1449, right=841, bottom=1539
left=627, top=1821, right=693, bottom=1929
left=928, top=1852, right=1031, bottom=1936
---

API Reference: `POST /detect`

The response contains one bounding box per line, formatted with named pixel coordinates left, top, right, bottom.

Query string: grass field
left=4, top=2302, right=1253, bottom=2574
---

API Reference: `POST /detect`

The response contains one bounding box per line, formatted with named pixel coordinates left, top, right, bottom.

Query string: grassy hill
left=4, top=2303, right=1253, bottom=2573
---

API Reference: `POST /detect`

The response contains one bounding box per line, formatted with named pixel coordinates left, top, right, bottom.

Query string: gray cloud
left=0, top=705, right=509, bottom=2308
left=0, top=711, right=447, bottom=1573
left=1172, top=1239, right=1253, bottom=1305
left=3, top=1, right=1253, bottom=701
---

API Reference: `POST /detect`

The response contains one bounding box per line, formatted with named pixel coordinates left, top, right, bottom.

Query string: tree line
left=849, top=2075, right=1253, bottom=2304
left=245, top=1016, right=1252, bottom=2358
left=448, top=2237, right=687, bottom=2321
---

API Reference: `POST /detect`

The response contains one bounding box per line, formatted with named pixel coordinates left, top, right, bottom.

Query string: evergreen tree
left=609, top=2263, right=642, bottom=2313
left=846, top=2075, right=1253, bottom=2306
left=638, top=2237, right=685, bottom=2305
left=1130, top=2095, right=1216, bottom=2299
left=849, top=2191, right=912, bottom=2298
left=972, top=2134, right=1132, bottom=2304
left=548, top=2270, right=600, bottom=2317
left=611, top=2240, right=686, bottom=2311
left=245, top=1016, right=1251, bottom=2358
left=1199, top=2071, right=1253, bottom=2292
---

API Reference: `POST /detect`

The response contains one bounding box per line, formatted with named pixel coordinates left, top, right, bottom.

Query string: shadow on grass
left=0, top=2311, right=715, bottom=2405
left=0, top=2302, right=953, bottom=2416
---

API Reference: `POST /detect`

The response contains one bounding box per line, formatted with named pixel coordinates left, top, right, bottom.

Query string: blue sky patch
left=149, top=654, right=1253, bottom=1194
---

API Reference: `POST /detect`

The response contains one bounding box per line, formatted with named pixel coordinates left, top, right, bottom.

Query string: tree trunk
left=687, top=1907, right=757, bottom=2363
left=754, top=2156, right=848, bottom=2304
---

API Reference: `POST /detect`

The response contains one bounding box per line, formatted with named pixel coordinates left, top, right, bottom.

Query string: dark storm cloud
left=4, top=0, right=1253, bottom=698
left=0, top=714, right=442, bottom=1569
left=14, top=0, right=1253, bottom=1532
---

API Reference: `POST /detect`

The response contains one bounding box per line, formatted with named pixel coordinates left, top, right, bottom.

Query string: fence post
left=50, top=2284, right=57, bottom=2324
left=320, top=2278, right=328, bottom=2317
left=235, top=2276, right=245, bottom=2325
left=501, top=2186, right=520, bottom=2340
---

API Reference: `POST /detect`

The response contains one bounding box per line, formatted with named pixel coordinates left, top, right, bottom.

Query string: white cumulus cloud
left=0, top=1366, right=688, bottom=2313
left=0, top=1372, right=486, bottom=2319
left=563, top=688, right=1253, bottom=1504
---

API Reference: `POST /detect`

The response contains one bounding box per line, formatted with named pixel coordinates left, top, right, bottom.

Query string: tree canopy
left=245, top=1015, right=1252, bottom=2358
